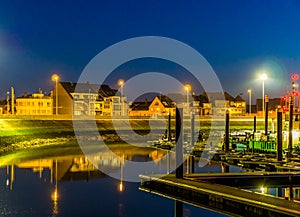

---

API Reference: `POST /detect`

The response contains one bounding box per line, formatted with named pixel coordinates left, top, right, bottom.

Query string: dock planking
left=139, top=173, right=300, bottom=217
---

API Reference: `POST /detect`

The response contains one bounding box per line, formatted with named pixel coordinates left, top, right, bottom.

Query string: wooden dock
left=139, top=173, right=300, bottom=217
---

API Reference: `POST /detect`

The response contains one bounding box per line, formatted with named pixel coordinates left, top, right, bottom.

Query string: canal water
left=0, top=144, right=244, bottom=217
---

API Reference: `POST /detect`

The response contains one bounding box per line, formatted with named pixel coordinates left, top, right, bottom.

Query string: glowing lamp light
left=184, top=84, right=191, bottom=92
left=118, top=79, right=124, bottom=87
left=51, top=74, right=59, bottom=82
left=260, top=73, right=268, bottom=81
left=291, top=73, right=299, bottom=81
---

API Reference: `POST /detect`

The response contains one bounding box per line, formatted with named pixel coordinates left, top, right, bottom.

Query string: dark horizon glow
left=0, top=0, right=300, bottom=103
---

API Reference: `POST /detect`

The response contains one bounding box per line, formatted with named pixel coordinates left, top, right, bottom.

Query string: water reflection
left=0, top=145, right=232, bottom=217
left=249, top=186, right=300, bottom=201
left=51, top=159, right=59, bottom=217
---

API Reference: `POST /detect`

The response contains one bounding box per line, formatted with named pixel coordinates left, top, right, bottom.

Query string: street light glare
left=118, top=79, right=124, bottom=86
left=51, top=74, right=59, bottom=82
left=247, top=89, right=251, bottom=93
left=260, top=73, right=268, bottom=81
left=184, top=84, right=191, bottom=92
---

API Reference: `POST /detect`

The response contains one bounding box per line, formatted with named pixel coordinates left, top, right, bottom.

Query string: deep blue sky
left=0, top=0, right=300, bottom=102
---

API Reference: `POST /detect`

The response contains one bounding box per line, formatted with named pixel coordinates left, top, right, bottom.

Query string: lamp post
left=6, top=91, right=9, bottom=114
left=118, top=79, right=125, bottom=116
left=51, top=74, right=59, bottom=115
left=247, top=89, right=252, bottom=115
left=184, top=84, right=191, bottom=115
left=260, top=73, right=268, bottom=116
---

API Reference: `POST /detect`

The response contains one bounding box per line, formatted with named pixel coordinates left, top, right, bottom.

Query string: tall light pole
left=52, top=74, right=59, bottom=115
left=247, top=89, right=252, bottom=115
left=6, top=91, right=10, bottom=114
left=184, top=84, right=191, bottom=115
left=118, top=79, right=125, bottom=116
left=260, top=73, right=268, bottom=116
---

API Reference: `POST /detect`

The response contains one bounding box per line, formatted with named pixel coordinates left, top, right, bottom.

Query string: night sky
left=0, top=0, right=300, bottom=102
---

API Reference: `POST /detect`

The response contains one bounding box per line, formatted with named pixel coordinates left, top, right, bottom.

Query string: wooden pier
left=139, top=173, right=300, bottom=217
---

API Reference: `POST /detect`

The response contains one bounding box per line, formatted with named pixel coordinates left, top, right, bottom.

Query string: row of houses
left=1, top=81, right=282, bottom=116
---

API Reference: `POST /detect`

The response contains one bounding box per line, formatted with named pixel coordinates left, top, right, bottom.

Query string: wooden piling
left=176, top=108, right=183, bottom=179
left=225, top=110, right=230, bottom=152
left=168, top=113, right=171, bottom=141
left=277, top=110, right=283, bottom=162
left=289, top=97, right=293, bottom=158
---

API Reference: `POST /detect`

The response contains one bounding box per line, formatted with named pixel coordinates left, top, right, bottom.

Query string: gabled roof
left=224, top=92, right=235, bottom=101
left=131, top=95, right=175, bottom=111
left=192, top=94, right=209, bottom=103
left=202, top=92, right=234, bottom=101
left=157, top=95, right=175, bottom=108
left=130, top=101, right=152, bottom=111
left=60, top=82, right=118, bottom=98
left=234, top=95, right=245, bottom=102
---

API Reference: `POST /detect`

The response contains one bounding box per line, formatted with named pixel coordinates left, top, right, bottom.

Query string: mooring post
left=289, top=96, right=293, bottom=158
left=225, top=110, right=230, bottom=152
left=277, top=110, right=283, bottom=162
left=190, top=113, right=195, bottom=173
left=191, top=113, right=195, bottom=147
left=265, top=95, right=269, bottom=135
left=254, top=116, right=257, bottom=133
left=176, top=108, right=183, bottom=179
left=168, top=113, right=171, bottom=141
left=252, top=116, right=256, bottom=153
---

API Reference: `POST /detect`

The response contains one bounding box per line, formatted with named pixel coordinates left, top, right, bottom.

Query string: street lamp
left=184, top=84, right=191, bottom=114
left=260, top=73, right=268, bottom=116
left=6, top=91, right=10, bottom=114
left=118, top=79, right=125, bottom=116
left=247, top=89, right=252, bottom=115
left=51, top=74, right=59, bottom=115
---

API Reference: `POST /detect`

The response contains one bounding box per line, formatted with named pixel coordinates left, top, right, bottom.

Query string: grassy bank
left=0, top=117, right=267, bottom=156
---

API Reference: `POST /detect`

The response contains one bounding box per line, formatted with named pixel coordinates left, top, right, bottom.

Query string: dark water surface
left=0, top=145, right=239, bottom=217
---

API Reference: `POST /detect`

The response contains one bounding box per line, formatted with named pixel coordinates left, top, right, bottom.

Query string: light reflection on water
left=246, top=186, right=300, bottom=202
left=0, top=144, right=231, bottom=217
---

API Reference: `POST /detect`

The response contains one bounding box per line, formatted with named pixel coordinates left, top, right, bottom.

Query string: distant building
left=54, top=82, right=128, bottom=116
left=15, top=90, right=53, bottom=115
left=129, top=95, right=176, bottom=116
left=201, top=92, right=246, bottom=116
left=192, top=94, right=211, bottom=115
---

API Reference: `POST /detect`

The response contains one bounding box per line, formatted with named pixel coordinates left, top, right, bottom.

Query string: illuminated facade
left=15, top=91, right=53, bottom=115
left=205, top=92, right=246, bottom=116
left=129, top=96, right=176, bottom=116
left=54, top=82, right=128, bottom=116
